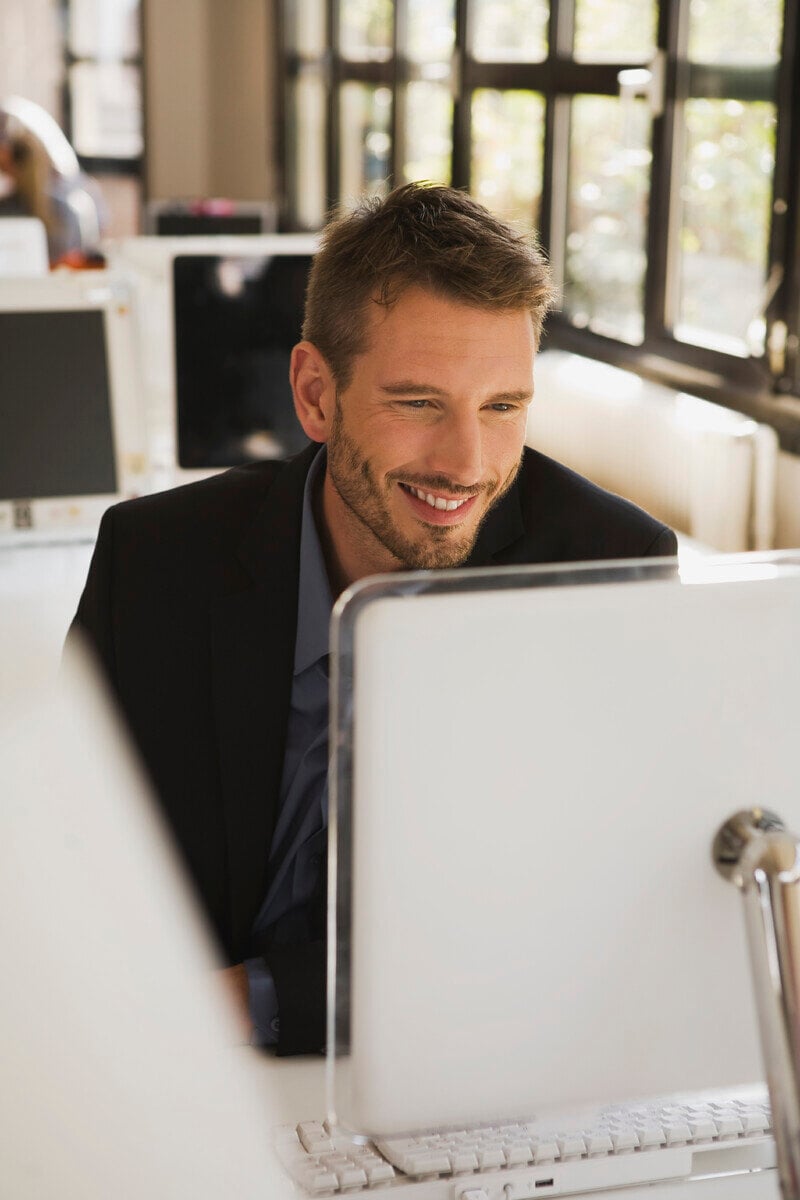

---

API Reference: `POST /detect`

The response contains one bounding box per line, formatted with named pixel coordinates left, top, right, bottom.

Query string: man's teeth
left=407, top=485, right=469, bottom=512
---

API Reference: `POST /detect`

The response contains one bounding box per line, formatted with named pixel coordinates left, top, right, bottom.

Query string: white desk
left=0, top=539, right=94, bottom=721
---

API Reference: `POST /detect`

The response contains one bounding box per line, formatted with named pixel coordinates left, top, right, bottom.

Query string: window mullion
left=328, top=0, right=341, bottom=210
left=390, top=0, right=410, bottom=189
left=643, top=0, right=683, bottom=342
left=450, top=0, right=471, bottom=191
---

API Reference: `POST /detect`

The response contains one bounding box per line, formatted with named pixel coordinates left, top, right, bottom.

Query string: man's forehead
left=363, top=284, right=536, bottom=348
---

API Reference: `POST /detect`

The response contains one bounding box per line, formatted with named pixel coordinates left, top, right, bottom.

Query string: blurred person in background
left=0, top=100, right=104, bottom=265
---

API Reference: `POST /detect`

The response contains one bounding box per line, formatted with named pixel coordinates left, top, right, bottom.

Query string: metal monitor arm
left=715, top=809, right=800, bottom=1200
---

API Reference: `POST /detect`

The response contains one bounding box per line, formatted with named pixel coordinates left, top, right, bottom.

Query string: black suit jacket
left=72, top=442, right=676, bottom=1053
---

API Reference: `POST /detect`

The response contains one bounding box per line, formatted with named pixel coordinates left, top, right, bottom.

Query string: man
left=72, top=183, right=676, bottom=1055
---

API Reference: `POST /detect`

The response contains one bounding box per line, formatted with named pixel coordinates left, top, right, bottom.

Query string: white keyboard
left=274, top=1088, right=774, bottom=1196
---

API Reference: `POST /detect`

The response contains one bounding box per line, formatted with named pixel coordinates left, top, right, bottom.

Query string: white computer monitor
left=0, top=271, right=147, bottom=542
left=106, top=234, right=319, bottom=488
left=0, top=217, right=49, bottom=276
left=329, top=553, right=800, bottom=1136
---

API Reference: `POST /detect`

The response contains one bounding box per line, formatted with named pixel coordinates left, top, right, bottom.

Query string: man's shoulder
left=113, top=459, right=285, bottom=523
left=511, top=446, right=677, bottom=558
left=104, top=448, right=313, bottom=542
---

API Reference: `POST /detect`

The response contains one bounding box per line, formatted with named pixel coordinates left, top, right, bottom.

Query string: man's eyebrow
left=379, top=382, right=449, bottom=396
left=379, top=382, right=533, bottom=402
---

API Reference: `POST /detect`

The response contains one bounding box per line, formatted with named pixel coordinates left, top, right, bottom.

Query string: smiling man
left=72, top=184, right=676, bottom=1055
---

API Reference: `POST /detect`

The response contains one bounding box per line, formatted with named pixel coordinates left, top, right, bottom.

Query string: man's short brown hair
left=302, top=182, right=555, bottom=389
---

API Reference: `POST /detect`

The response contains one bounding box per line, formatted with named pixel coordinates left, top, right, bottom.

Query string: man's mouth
left=397, top=482, right=481, bottom=526
left=399, top=483, right=473, bottom=512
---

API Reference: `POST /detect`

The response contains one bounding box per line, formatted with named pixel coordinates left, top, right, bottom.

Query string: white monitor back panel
left=0, top=217, right=48, bottom=276
left=331, top=558, right=800, bottom=1135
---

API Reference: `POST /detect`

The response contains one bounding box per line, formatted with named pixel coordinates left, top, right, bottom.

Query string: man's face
left=321, top=286, right=535, bottom=576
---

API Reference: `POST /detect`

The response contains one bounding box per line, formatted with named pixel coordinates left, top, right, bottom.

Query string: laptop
left=275, top=554, right=800, bottom=1199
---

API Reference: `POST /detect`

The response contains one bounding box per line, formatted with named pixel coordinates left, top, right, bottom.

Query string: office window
left=63, top=0, right=143, bottom=166
left=278, top=0, right=800, bottom=446
left=471, top=89, right=545, bottom=230
left=61, top=0, right=144, bottom=237
left=563, top=95, right=651, bottom=344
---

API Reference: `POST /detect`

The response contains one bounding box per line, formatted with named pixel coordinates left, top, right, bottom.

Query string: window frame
left=59, top=0, right=146, bottom=183
left=278, top=0, right=800, bottom=451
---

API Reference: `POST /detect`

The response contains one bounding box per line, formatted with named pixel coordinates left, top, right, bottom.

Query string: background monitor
left=106, top=234, right=319, bottom=488
left=0, top=217, right=49, bottom=276
left=174, top=251, right=312, bottom=467
left=0, top=272, right=147, bottom=541
left=144, top=198, right=276, bottom=236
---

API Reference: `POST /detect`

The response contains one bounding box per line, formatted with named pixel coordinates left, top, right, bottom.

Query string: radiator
left=528, top=351, right=778, bottom=552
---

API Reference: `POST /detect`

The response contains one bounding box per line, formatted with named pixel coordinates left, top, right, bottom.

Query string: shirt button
left=310, top=854, right=322, bottom=869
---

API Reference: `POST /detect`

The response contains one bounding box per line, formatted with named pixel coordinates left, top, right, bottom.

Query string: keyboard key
left=609, top=1129, right=638, bottom=1152
left=715, top=1114, right=744, bottom=1138
left=299, top=1168, right=339, bottom=1192
left=478, top=1147, right=506, bottom=1169
left=338, top=1166, right=368, bottom=1187
left=533, top=1140, right=559, bottom=1164
left=636, top=1125, right=666, bottom=1149
left=404, top=1151, right=452, bottom=1176
left=299, top=1122, right=335, bottom=1154
left=451, top=1150, right=480, bottom=1172
left=366, top=1163, right=396, bottom=1184
left=557, top=1135, right=586, bottom=1159
left=688, top=1118, right=717, bottom=1141
left=741, top=1111, right=770, bottom=1135
left=507, top=1142, right=534, bottom=1166
left=584, top=1132, right=613, bottom=1156
left=664, top=1123, right=692, bottom=1145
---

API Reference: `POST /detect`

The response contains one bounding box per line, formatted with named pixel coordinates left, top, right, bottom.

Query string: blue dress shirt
left=245, top=447, right=332, bottom=1044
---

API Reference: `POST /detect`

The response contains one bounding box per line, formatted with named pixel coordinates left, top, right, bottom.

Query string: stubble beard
left=326, top=399, right=522, bottom=571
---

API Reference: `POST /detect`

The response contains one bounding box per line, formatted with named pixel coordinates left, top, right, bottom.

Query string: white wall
left=143, top=0, right=277, bottom=202
left=0, top=0, right=61, bottom=119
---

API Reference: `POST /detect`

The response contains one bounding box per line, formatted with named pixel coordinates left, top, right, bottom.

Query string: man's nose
left=425, top=413, right=483, bottom=485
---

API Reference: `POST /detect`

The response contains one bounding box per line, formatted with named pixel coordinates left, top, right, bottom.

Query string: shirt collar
left=294, top=445, right=333, bottom=675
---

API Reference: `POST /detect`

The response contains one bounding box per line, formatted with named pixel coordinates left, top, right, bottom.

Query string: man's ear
left=290, top=341, right=336, bottom=442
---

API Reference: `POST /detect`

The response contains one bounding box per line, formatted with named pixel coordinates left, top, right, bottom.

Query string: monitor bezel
left=0, top=271, right=147, bottom=541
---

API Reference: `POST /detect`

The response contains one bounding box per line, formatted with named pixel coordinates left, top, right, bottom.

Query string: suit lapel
left=211, top=444, right=318, bottom=954
left=466, top=458, right=526, bottom=567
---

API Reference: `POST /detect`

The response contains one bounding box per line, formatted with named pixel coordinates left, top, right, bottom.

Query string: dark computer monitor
left=1, top=308, right=117, bottom=500
left=173, top=250, right=314, bottom=468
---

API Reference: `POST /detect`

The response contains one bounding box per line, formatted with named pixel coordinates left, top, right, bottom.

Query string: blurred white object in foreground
left=0, top=631, right=289, bottom=1200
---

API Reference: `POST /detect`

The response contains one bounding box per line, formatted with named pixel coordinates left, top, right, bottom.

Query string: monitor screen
left=173, top=253, right=312, bottom=468
left=0, top=308, right=118, bottom=500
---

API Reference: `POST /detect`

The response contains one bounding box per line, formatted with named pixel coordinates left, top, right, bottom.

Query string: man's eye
left=488, top=403, right=515, bottom=412
left=401, top=399, right=432, bottom=409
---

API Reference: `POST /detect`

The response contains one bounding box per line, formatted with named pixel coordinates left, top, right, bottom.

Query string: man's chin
left=399, top=526, right=478, bottom=570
